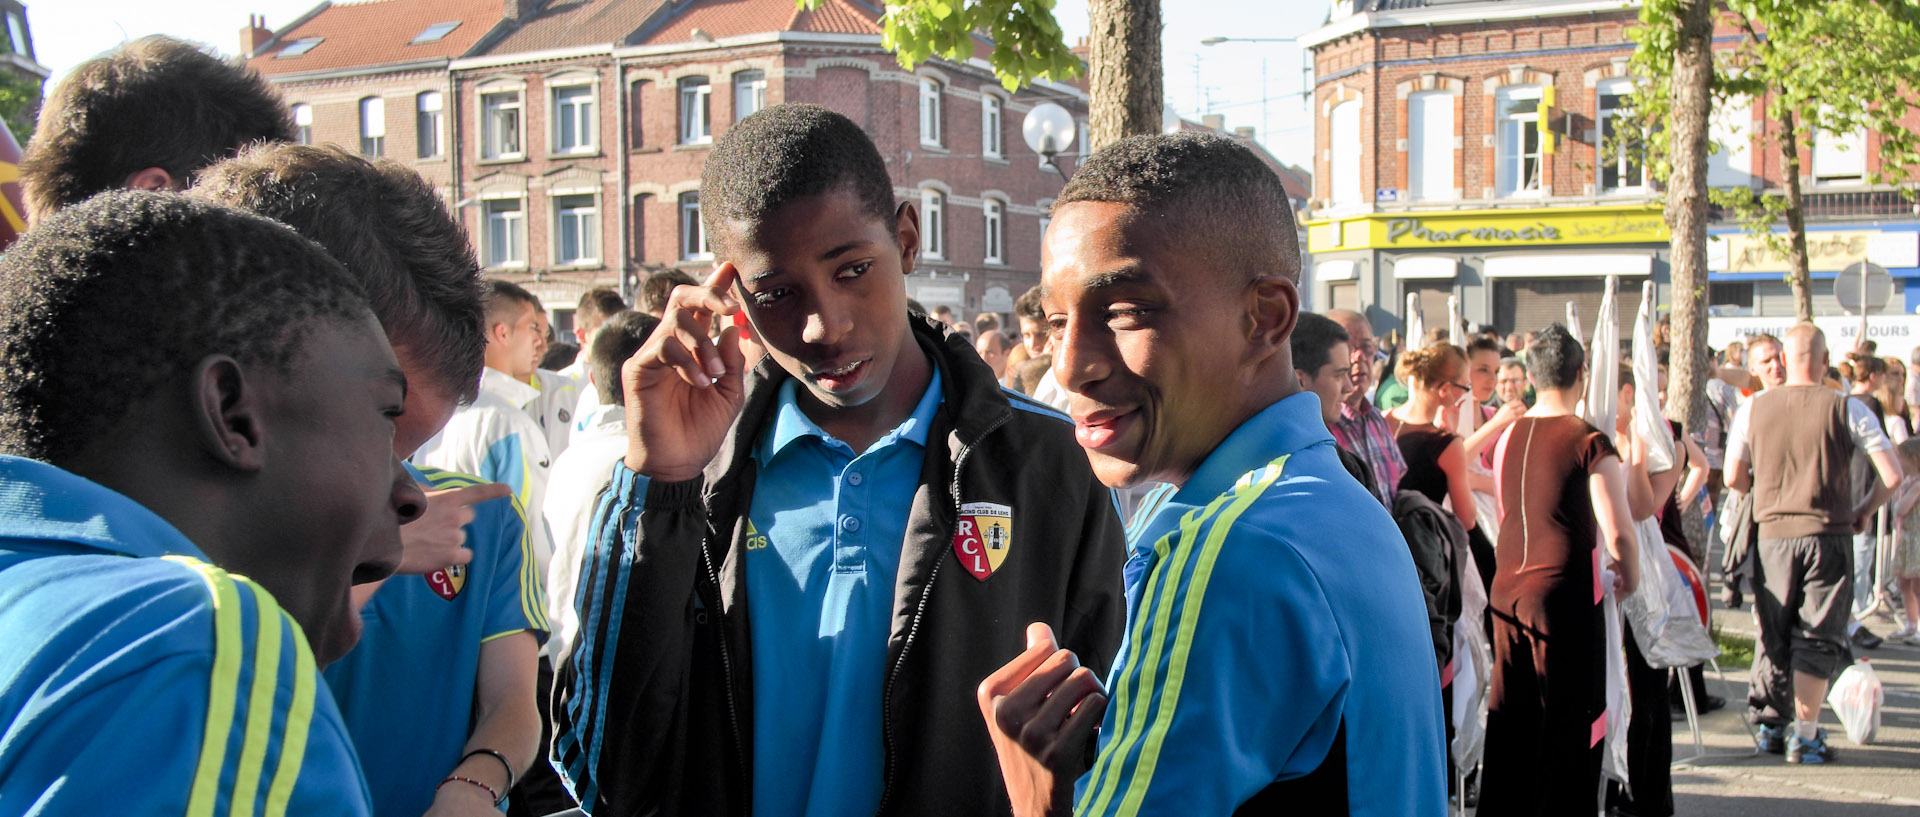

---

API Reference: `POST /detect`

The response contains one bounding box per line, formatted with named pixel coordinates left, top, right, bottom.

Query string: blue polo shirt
left=1074, top=393, right=1446, bottom=817
left=323, top=464, right=548, bottom=817
left=744, top=370, right=942, bottom=817
left=0, top=455, right=371, bottom=815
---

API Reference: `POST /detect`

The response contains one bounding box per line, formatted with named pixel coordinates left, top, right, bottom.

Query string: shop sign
left=1707, top=231, right=1919, bottom=274
left=1306, top=205, right=1668, bottom=252
left=1707, top=314, right=1920, bottom=363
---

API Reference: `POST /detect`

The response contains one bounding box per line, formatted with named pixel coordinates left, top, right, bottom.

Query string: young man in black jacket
left=553, top=104, right=1126, bottom=817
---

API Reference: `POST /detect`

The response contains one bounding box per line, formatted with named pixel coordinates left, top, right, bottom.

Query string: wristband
left=437, top=775, right=502, bottom=806
left=461, top=747, right=517, bottom=794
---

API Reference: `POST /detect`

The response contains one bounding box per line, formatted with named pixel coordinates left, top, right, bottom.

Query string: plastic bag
left=1620, top=519, right=1720, bottom=669
left=1827, top=660, right=1884, bottom=745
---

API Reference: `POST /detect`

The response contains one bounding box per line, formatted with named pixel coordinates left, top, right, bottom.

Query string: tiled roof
left=481, top=0, right=671, bottom=53
left=634, top=0, right=879, bottom=46
left=251, top=0, right=503, bottom=76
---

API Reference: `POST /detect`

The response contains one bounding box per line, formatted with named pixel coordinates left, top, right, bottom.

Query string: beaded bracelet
left=461, top=748, right=517, bottom=795
left=437, top=775, right=502, bottom=806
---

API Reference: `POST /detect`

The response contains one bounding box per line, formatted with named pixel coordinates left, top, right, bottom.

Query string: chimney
left=1201, top=113, right=1225, bottom=131
left=505, top=0, right=543, bottom=21
left=1233, top=126, right=1256, bottom=138
left=1069, top=36, right=1091, bottom=60
left=240, top=14, right=274, bottom=57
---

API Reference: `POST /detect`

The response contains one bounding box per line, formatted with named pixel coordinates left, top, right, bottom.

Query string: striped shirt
left=1331, top=397, right=1406, bottom=508
left=1075, top=393, right=1446, bottom=816
left=0, top=455, right=370, bottom=816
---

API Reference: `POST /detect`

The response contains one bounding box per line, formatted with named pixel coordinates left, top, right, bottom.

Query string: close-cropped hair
left=591, top=311, right=663, bottom=407
left=0, top=190, right=367, bottom=463
left=1398, top=343, right=1465, bottom=387
left=1056, top=132, right=1299, bottom=283
left=484, top=279, right=541, bottom=329
left=193, top=144, right=485, bottom=403
left=1526, top=323, right=1586, bottom=390
left=700, top=104, right=897, bottom=258
left=1290, top=312, right=1350, bottom=374
left=576, top=287, right=628, bottom=330
left=23, top=36, right=294, bottom=219
left=1466, top=336, right=1504, bottom=357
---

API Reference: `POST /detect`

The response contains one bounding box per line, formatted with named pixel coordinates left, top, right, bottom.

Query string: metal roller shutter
left=1403, top=280, right=1454, bottom=343
left=1329, top=281, right=1359, bottom=313
left=1496, top=277, right=1618, bottom=338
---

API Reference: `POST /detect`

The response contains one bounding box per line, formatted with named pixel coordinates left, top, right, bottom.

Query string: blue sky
left=31, top=0, right=1326, bottom=167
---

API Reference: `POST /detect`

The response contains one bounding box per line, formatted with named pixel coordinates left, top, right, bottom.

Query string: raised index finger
left=432, top=481, right=512, bottom=508
left=667, top=264, right=740, bottom=317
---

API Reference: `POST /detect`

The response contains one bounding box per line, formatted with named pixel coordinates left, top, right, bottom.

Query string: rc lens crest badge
left=427, top=564, right=467, bottom=601
left=953, top=502, right=1013, bottom=581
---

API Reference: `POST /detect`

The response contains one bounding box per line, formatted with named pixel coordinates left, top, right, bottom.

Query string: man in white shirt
left=413, top=280, right=554, bottom=571
left=562, top=288, right=630, bottom=436
left=544, top=310, right=659, bottom=659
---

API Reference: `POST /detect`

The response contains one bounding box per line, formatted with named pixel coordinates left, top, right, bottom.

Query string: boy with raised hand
left=0, top=190, right=424, bottom=813
left=194, top=144, right=552, bottom=817
left=978, top=133, right=1446, bottom=817
left=553, top=103, right=1125, bottom=817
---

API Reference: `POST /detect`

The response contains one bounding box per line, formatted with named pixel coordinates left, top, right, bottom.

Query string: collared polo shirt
left=744, top=370, right=942, bottom=817
left=323, top=463, right=547, bottom=817
left=1075, top=393, right=1446, bottom=817
left=0, top=455, right=371, bottom=815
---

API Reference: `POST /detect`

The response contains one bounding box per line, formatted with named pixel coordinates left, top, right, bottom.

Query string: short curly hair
left=700, top=104, right=897, bottom=258
left=192, top=144, right=485, bottom=403
left=23, top=36, right=294, bottom=220
left=0, top=190, right=369, bottom=464
left=1056, top=132, right=1299, bottom=283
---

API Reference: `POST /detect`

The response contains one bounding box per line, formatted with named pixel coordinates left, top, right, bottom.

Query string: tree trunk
left=1780, top=109, right=1813, bottom=322
left=1665, top=0, right=1715, bottom=555
left=1087, top=0, right=1163, bottom=152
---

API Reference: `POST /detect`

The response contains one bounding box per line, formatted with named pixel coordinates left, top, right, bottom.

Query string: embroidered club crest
left=953, top=502, right=1013, bottom=581
left=426, top=564, right=467, bottom=601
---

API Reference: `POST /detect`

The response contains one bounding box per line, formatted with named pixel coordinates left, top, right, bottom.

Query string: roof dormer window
left=411, top=22, right=460, bottom=44
left=276, top=37, right=322, bottom=58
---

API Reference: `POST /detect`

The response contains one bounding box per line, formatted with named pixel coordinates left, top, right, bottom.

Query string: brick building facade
left=1304, top=0, right=1920, bottom=344
left=249, top=0, right=1090, bottom=332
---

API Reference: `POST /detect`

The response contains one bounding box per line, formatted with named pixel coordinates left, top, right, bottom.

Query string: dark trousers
left=1606, top=629, right=1674, bottom=817
left=1747, top=535, right=1854, bottom=726
left=508, top=657, right=579, bottom=817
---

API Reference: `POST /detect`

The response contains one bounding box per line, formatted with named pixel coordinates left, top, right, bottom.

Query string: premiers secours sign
left=1708, top=315, right=1920, bottom=362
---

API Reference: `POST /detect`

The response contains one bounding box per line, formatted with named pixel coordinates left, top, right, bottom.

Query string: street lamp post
left=1200, top=36, right=1299, bottom=147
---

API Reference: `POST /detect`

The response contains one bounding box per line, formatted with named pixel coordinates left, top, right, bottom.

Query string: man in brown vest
left=1724, top=323, right=1902, bottom=764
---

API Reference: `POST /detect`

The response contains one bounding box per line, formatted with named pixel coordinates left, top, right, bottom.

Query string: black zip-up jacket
left=553, top=316, right=1126, bottom=817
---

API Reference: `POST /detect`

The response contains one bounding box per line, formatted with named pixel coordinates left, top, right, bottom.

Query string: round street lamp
left=1022, top=102, right=1076, bottom=180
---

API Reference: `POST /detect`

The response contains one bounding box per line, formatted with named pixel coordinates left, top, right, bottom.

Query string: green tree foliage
left=0, top=71, right=40, bottom=146
left=797, top=0, right=1083, bottom=90
left=1630, top=0, right=1920, bottom=321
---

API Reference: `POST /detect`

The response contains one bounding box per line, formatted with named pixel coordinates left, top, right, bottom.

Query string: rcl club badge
left=426, top=564, right=467, bottom=601
left=953, top=502, right=1013, bottom=581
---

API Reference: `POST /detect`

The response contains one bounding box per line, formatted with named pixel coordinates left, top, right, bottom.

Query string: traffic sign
left=1834, top=261, right=1892, bottom=314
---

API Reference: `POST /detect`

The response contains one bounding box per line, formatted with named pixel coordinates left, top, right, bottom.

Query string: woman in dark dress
left=1479, top=325, right=1639, bottom=817
left=1386, top=344, right=1485, bottom=545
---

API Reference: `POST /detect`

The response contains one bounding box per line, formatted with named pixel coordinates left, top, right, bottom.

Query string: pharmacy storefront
left=1306, top=204, right=1670, bottom=336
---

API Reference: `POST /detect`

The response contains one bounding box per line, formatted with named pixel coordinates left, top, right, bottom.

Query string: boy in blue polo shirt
left=195, top=144, right=551, bottom=816
left=979, top=134, right=1447, bottom=816
left=0, top=191, right=425, bottom=814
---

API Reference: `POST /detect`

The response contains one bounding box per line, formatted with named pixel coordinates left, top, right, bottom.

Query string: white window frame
left=920, top=78, right=943, bottom=147
left=1812, top=112, right=1868, bottom=186
left=551, top=80, right=597, bottom=155
left=1595, top=78, right=1647, bottom=194
left=920, top=189, right=945, bottom=260
left=1328, top=97, right=1362, bottom=207
left=292, top=103, right=312, bottom=146
left=1495, top=85, right=1544, bottom=198
left=1406, top=90, right=1456, bottom=202
left=553, top=193, right=601, bottom=266
left=680, top=192, right=710, bottom=260
left=679, top=77, right=712, bottom=145
left=733, top=70, right=766, bottom=122
left=983, top=198, right=1004, bottom=264
left=479, top=87, right=524, bottom=160
left=481, top=197, right=526, bottom=269
left=416, top=91, right=444, bottom=159
left=358, top=96, right=385, bottom=157
left=982, top=94, right=1003, bottom=159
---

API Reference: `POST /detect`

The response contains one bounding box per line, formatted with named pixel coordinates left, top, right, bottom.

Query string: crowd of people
left=0, top=34, right=1906, bottom=817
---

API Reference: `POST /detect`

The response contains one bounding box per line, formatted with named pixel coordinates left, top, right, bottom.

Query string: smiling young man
left=553, top=104, right=1125, bottom=817
left=977, top=133, right=1446, bottom=817
left=0, top=191, right=424, bottom=812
